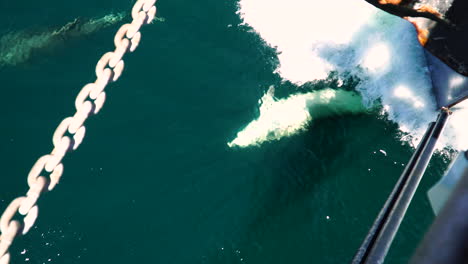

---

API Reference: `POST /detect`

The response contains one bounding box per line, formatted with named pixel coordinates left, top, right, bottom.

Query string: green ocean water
left=0, top=0, right=452, bottom=263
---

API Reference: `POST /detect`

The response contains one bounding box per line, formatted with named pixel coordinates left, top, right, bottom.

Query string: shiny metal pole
left=352, top=108, right=450, bottom=264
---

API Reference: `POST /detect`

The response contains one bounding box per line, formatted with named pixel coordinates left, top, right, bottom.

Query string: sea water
left=0, top=0, right=456, bottom=263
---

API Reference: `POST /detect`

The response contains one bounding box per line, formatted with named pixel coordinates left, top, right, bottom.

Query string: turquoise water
left=0, top=0, right=452, bottom=263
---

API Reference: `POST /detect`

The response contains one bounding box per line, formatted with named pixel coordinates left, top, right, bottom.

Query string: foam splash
left=238, top=0, right=468, bottom=150
left=0, top=12, right=126, bottom=66
left=228, top=87, right=366, bottom=148
left=237, top=0, right=376, bottom=82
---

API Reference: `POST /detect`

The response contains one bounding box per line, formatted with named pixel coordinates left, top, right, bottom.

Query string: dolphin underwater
left=228, top=87, right=368, bottom=148
left=0, top=12, right=126, bottom=67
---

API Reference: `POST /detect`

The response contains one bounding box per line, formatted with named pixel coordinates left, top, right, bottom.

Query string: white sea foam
left=237, top=0, right=468, bottom=150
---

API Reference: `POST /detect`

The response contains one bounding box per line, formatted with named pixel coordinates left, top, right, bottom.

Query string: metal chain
left=0, top=1, right=157, bottom=262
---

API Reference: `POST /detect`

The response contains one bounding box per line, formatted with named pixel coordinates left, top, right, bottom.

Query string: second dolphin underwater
left=228, top=86, right=368, bottom=148
left=0, top=13, right=126, bottom=67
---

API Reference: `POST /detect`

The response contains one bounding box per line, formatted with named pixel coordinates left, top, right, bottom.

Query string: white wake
left=237, top=0, right=468, bottom=150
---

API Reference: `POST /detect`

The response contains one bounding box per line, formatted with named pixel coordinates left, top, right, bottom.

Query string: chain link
left=0, top=0, right=157, bottom=262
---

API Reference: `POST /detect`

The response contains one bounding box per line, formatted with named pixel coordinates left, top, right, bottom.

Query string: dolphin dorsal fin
left=267, top=85, right=275, bottom=97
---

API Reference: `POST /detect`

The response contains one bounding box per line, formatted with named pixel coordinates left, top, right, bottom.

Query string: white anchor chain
left=0, top=0, right=157, bottom=263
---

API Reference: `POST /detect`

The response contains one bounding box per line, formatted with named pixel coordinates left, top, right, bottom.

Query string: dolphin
left=0, top=12, right=126, bottom=67
left=228, top=87, right=368, bottom=148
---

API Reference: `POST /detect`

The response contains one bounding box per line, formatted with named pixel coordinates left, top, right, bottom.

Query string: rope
left=0, top=1, right=157, bottom=262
